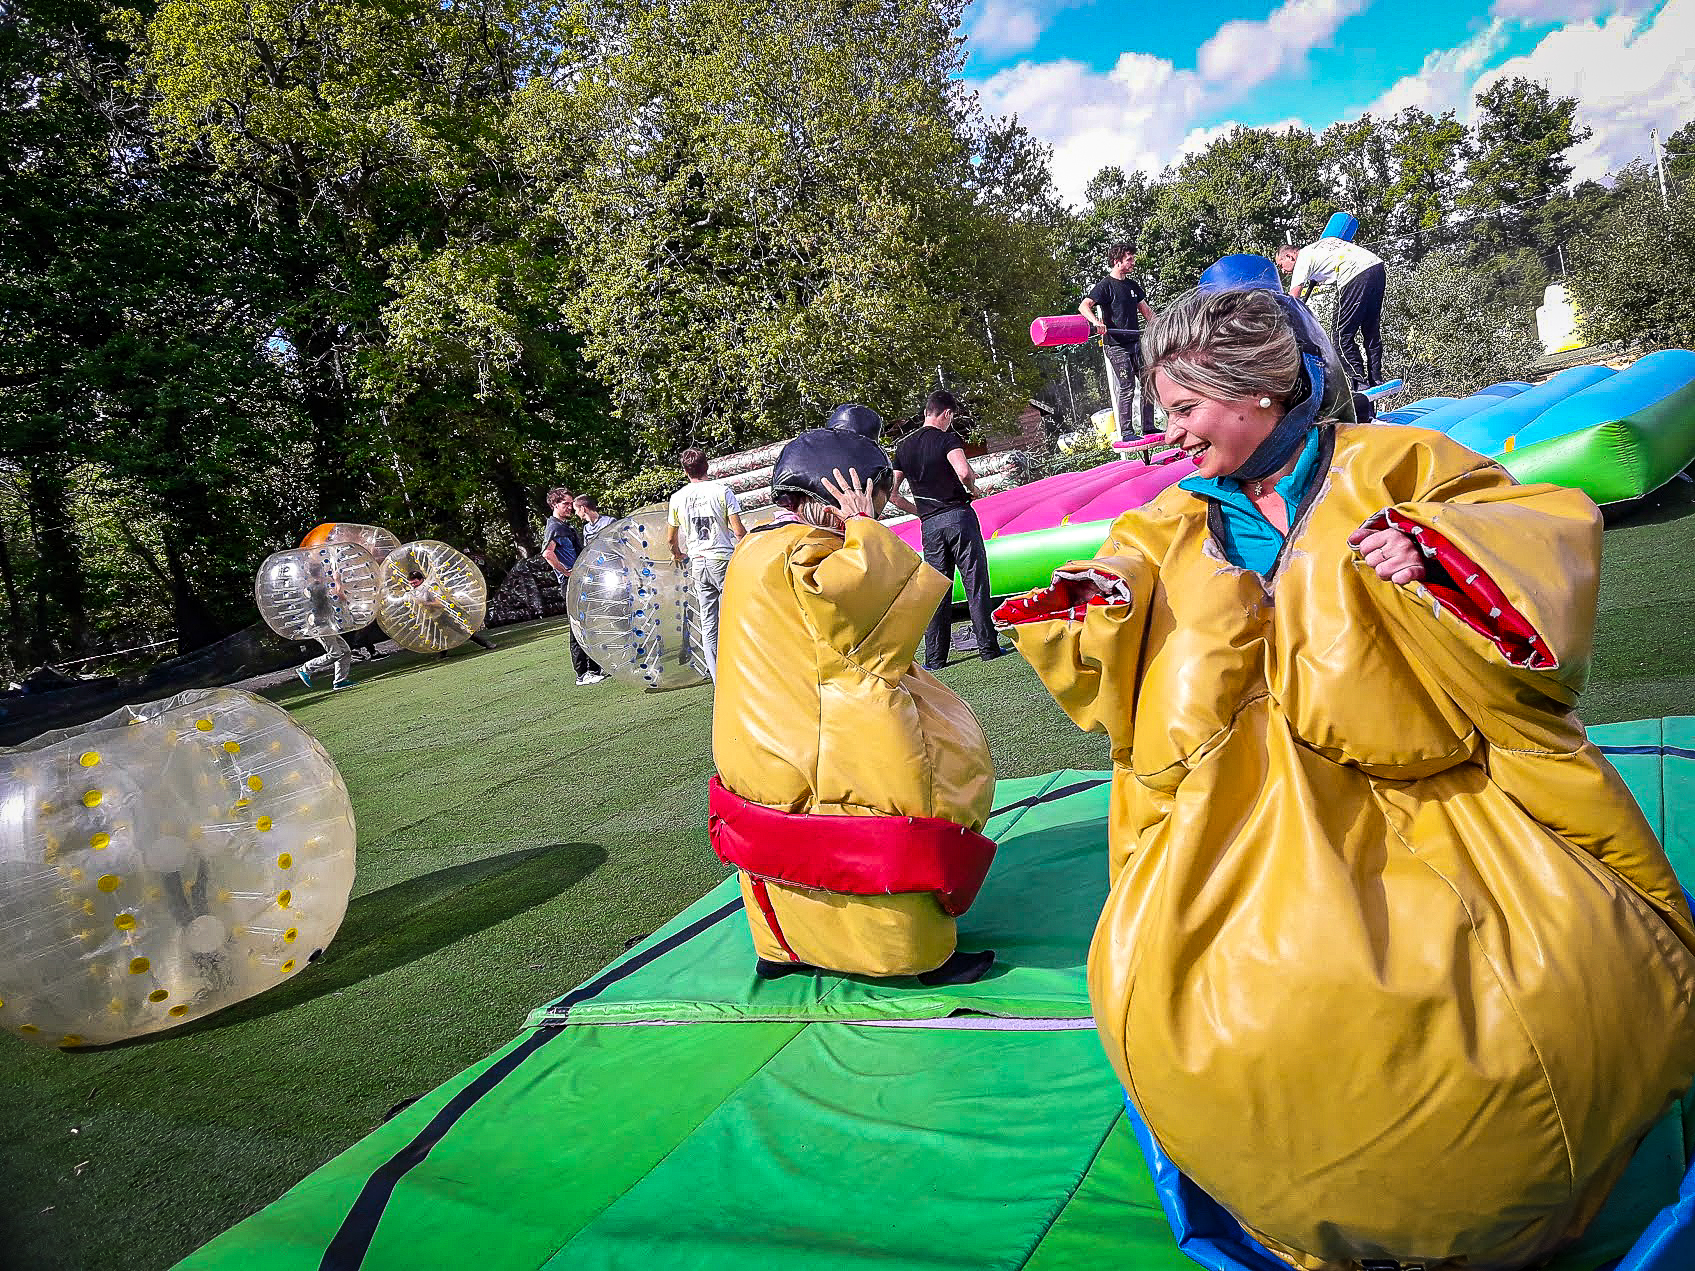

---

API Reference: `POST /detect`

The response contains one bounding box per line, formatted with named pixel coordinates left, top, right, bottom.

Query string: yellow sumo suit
left=999, top=421, right=1695, bottom=1270
left=710, top=511, right=996, bottom=979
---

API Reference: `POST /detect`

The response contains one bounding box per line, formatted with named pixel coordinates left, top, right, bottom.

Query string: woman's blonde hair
left=1141, top=287, right=1303, bottom=408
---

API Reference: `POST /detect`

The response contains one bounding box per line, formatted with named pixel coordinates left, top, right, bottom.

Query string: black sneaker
left=980, top=645, right=1013, bottom=661
left=917, top=948, right=996, bottom=986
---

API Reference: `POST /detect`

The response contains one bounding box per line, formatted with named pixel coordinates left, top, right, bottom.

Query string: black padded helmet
left=823, top=402, right=885, bottom=441
left=771, top=405, right=895, bottom=506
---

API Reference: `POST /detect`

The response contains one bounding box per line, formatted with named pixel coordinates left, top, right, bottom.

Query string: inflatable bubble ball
left=300, top=522, right=402, bottom=563
left=567, top=507, right=708, bottom=691
left=0, top=688, right=357, bottom=1048
left=255, top=544, right=380, bottom=641
left=375, top=541, right=488, bottom=654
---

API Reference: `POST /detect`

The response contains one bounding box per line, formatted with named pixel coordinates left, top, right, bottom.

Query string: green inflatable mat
left=176, top=723, right=1695, bottom=1271
left=1500, top=374, right=1695, bottom=505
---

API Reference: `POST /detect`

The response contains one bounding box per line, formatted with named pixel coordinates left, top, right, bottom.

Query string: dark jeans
left=1105, top=340, right=1155, bottom=435
left=557, top=575, right=602, bottom=676
left=1335, top=263, right=1386, bottom=388
left=920, top=505, right=998, bottom=667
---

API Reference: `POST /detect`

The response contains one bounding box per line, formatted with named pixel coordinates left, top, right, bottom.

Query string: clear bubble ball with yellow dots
left=0, top=688, right=356, bottom=1048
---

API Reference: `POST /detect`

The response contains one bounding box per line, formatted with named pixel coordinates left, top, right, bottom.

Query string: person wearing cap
left=993, top=278, right=1695, bottom=1270
left=890, top=389, right=1008, bottom=669
left=709, top=404, right=998, bottom=986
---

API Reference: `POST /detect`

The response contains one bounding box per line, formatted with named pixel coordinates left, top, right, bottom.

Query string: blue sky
left=965, top=0, right=1693, bottom=202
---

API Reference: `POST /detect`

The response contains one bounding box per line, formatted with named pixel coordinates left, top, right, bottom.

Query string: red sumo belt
left=707, top=777, right=997, bottom=916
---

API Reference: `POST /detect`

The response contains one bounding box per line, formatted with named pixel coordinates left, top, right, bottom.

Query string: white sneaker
left=577, top=671, right=605, bottom=685
left=584, top=671, right=607, bottom=684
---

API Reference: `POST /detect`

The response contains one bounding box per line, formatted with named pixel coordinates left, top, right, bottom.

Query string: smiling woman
left=992, top=275, right=1695, bottom=1270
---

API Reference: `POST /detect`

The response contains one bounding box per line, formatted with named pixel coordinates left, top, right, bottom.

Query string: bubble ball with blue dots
left=566, top=508, right=708, bottom=691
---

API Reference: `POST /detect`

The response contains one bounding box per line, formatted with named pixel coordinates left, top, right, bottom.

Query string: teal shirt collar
left=1178, top=427, right=1327, bottom=573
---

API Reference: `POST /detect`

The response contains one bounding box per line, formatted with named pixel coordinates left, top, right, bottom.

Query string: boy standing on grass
left=575, top=494, right=616, bottom=546
left=543, top=487, right=604, bottom=685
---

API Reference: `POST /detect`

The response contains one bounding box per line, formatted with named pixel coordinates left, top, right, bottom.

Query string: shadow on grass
left=261, top=619, right=574, bottom=705
left=1603, top=473, right=1695, bottom=529
left=108, top=841, right=606, bottom=1045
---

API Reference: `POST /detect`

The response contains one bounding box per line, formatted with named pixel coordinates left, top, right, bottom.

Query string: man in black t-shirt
left=890, top=390, right=1007, bottom=670
left=1080, top=240, right=1158, bottom=436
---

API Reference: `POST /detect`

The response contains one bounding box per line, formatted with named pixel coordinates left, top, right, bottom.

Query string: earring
left=1258, top=397, right=1272, bottom=408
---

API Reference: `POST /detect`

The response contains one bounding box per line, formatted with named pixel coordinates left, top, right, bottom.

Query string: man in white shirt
left=667, top=448, right=746, bottom=680
left=1276, top=237, right=1387, bottom=390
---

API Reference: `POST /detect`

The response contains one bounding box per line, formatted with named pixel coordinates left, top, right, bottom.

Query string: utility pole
left=1652, top=127, right=1670, bottom=211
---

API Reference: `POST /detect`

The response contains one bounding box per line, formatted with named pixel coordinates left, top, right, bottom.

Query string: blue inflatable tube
left=1378, top=397, right=1456, bottom=425
left=1512, top=350, right=1695, bottom=449
left=1446, top=365, right=1618, bottom=455
left=1408, top=383, right=1531, bottom=433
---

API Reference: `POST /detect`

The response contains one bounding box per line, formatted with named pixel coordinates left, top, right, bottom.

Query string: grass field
left=4, top=479, right=1695, bottom=1271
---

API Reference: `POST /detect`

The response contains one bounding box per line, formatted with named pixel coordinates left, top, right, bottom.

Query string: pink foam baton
left=1030, top=314, right=1097, bottom=347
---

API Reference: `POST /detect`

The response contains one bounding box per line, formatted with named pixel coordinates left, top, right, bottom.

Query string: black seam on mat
left=989, top=776, right=1110, bottom=820
left=319, top=895, right=745, bottom=1271
left=1018, top=1106, right=1126, bottom=1263
left=1598, top=744, right=1695, bottom=760
left=319, top=775, right=1111, bottom=1268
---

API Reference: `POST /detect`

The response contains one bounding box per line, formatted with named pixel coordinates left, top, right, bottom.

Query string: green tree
left=528, top=0, right=1065, bottom=477
left=1, top=0, right=305, bottom=660
left=1567, top=165, right=1695, bottom=350
left=1461, top=78, right=1589, bottom=268
left=1381, top=106, right=1467, bottom=263
left=141, top=0, right=608, bottom=545
left=1139, top=126, right=1328, bottom=296
left=1381, top=249, right=1542, bottom=400
left=1318, top=114, right=1396, bottom=249
left=1064, top=165, right=1157, bottom=296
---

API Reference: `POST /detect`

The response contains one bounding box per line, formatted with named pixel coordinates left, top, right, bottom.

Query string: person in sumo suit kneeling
left=709, top=404, right=998, bottom=986
left=996, top=280, right=1695, bottom=1271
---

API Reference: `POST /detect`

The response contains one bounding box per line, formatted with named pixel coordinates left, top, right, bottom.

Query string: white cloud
left=973, top=53, right=1207, bottom=200
left=1198, top=0, right=1372, bottom=91
left=970, top=0, right=1362, bottom=202
left=966, top=0, right=1050, bottom=60
left=1488, top=0, right=1656, bottom=20
left=1474, top=0, right=1695, bottom=180
left=1362, top=21, right=1511, bottom=117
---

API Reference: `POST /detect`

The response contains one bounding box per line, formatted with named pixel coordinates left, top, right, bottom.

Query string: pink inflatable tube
left=1030, top=314, right=1096, bottom=347
left=1069, top=458, right=1195, bottom=523
left=996, top=461, right=1165, bottom=536
left=888, top=469, right=1082, bottom=549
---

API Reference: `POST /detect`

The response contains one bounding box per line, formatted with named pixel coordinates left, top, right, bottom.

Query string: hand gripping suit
left=711, top=516, right=995, bottom=977
left=997, top=423, right=1695, bottom=1270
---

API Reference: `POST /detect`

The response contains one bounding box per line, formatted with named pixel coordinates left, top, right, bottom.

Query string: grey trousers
left=692, top=554, right=732, bottom=680
left=304, top=633, right=352, bottom=684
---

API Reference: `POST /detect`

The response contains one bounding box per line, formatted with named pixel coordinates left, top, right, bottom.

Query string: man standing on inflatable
left=1277, top=235, right=1387, bottom=390
left=1080, top=241, right=1158, bottom=437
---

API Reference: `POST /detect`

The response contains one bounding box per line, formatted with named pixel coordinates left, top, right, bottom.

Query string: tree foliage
left=526, top=0, right=1065, bottom=483
left=0, top=2, right=1685, bottom=682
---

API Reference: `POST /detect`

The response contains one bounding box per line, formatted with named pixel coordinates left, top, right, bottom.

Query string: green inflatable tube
left=1499, top=373, right=1695, bottom=505
left=946, top=518, right=1116, bottom=603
